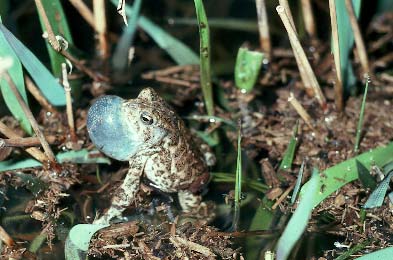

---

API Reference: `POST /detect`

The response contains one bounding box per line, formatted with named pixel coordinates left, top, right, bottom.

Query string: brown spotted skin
left=94, top=88, right=209, bottom=224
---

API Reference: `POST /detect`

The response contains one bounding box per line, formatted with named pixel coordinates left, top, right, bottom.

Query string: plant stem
left=354, top=76, right=370, bottom=153
left=62, top=63, right=77, bottom=143
left=194, top=0, right=214, bottom=116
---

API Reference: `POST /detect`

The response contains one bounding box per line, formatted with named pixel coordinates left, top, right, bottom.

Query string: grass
left=354, top=76, right=370, bottom=153
left=232, top=124, right=242, bottom=231
left=193, top=0, right=214, bottom=116
left=279, top=120, right=299, bottom=171
left=333, top=0, right=361, bottom=92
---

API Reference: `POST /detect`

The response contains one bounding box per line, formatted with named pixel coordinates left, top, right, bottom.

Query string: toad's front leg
left=93, top=157, right=146, bottom=225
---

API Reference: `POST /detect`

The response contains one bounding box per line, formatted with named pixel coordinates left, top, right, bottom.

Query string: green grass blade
left=334, top=239, right=371, bottom=260
left=276, top=168, right=319, bottom=260
left=111, top=0, right=199, bottom=65
left=291, top=160, right=305, bottom=204
left=169, top=18, right=258, bottom=32
left=139, top=17, right=199, bottom=65
left=194, top=0, right=214, bottom=116
left=279, top=120, right=299, bottom=171
left=0, top=149, right=110, bottom=172
left=0, top=23, right=66, bottom=106
left=29, top=233, right=47, bottom=253
left=246, top=198, right=275, bottom=259
left=363, top=170, right=393, bottom=208
left=354, top=77, right=369, bottom=153
left=335, top=0, right=361, bottom=91
left=35, top=0, right=73, bottom=77
left=0, top=1, right=9, bottom=20
left=112, top=0, right=142, bottom=71
left=212, top=172, right=269, bottom=193
left=234, top=47, right=264, bottom=92
left=0, top=23, right=32, bottom=134
left=356, top=160, right=377, bottom=189
left=232, top=126, right=242, bottom=230
left=299, top=142, right=393, bottom=208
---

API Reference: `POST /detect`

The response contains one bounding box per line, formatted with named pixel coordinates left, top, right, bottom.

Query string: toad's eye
left=140, top=112, right=154, bottom=125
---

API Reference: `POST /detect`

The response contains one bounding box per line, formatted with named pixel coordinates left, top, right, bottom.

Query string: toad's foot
left=178, top=190, right=203, bottom=212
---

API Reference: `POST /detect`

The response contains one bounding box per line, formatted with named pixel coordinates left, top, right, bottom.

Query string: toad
left=87, top=88, right=211, bottom=224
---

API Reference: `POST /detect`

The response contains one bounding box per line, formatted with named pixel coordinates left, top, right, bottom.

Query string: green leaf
left=356, top=160, right=377, bottom=189
left=110, top=0, right=198, bottom=65
left=0, top=23, right=66, bottom=106
left=363, top=170, right=393, bottom=209
left=0, top=149, right=110, bottom=172
left=276, top=168, right=319, bottom=260
left=279, top=121, right=299, bottom=171
left=355, top=247, right=393, bottom=259
left=300, top=143, right=393, bottom=208
left=194, top=0, right=214, bottom=116
left=0, top=56, right=32, bottom=135
left=65, top=224, right=108, bottom=260
left=234, top=47, right=263, bottom=92
left=335, top=0, right=361, bottom=92
left=35, top=0, right=73, bottom=77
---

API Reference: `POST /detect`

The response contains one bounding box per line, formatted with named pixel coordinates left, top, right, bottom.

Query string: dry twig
left=25, top=76, right=57, bottom=113
left=288, top=93, right=314, bottom=129
left=255, top=0, right=271, bottom=58
left=301, top=0, right=316, bottom=38
left=0, top=121, right=47, bottom=162
left=0, top=136, right=63, bottom=148
left=93, top=0, right=109, bottom=59
left=34, top=0, right=62, bottom=52
left=2, top=72, right=57, bottom=163
left=277, top=5, right=326, bottom=109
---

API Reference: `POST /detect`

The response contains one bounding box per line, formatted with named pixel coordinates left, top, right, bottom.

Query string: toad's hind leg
left=178, top=190, right=203, bottom=212
left=93, top=158, right=145, bottom=225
